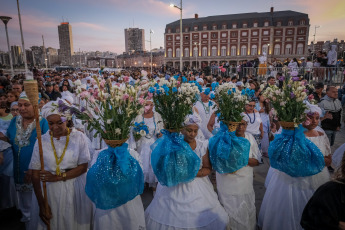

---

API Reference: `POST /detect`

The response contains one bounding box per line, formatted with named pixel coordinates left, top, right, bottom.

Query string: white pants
left=17, top=191, right=33, bottom=222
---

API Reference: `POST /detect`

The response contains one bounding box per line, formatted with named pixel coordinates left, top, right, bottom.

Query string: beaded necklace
left=245, top=112, right=256, bottom=124
left=50, top=128, right=70, bottom=176
left=201, top=100, right=211, bottom=114
left=142, top=114, right=156, bottom=139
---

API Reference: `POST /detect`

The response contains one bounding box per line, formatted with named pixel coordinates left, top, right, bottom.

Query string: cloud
left=73, top=22, right=110, bottom=32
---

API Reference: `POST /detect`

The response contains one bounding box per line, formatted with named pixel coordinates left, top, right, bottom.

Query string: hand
left=270, top=123, right=277, bottom=133
left=323, top=112, right=333, bottom=120
left=260, top=132, right=264, bottom=139
left=40, top=170, right=59, bottom=182
left=39, top=203, right=52, bottom=226
left=0, top=152, right=3, bottom=165
left=336, top=127, right=340, bottom=131
left=324, top=155, right=332, bottom=167
left=24, top=170, right=32, bottom=184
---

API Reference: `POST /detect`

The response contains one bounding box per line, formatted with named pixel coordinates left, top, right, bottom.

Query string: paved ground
left=2, top=126, right=344, bottom=230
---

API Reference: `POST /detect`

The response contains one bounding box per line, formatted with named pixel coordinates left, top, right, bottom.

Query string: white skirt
left=28, top=173, right=93, bottom=230
left=138, top=138, right=158, bottom=186
left=93, top=195, right=146, bottom=230
left=145, top=177, right=229, bottom=230
left=258, top=167, right=330, bottom=230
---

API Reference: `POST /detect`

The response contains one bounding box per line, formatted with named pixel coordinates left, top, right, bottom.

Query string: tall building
left=11, top=45, right=22, bottom=66
left=164, top=8, right=310, bottom=69
left=58, top=22, right=74, bottom=65
left=124, top=28, right=145, bottom=53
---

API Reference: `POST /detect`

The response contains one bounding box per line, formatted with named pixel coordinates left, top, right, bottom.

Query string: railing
left=211, top=66, right=345, bottom=86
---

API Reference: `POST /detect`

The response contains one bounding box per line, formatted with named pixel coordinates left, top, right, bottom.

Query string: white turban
left=196, top=78, right=204, bottom=84
left=41, top=100, right=61, bottom=119
left=62, top=94, right=74, bottom=104
left=183, top=114, right=202, bottom=127
left=304, top=101, right=322, bottom=116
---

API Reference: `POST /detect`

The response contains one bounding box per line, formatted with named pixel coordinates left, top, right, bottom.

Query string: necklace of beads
left=201, top=101, right=211, bottom=114
left=142, top=114, right=156, bottom=139
left=50, top=128, right=70, bottom=176
left=246, top=112, right=256, bottom=124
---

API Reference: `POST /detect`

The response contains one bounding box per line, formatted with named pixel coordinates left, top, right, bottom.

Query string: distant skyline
left=0, top=0, right=344, bottom=53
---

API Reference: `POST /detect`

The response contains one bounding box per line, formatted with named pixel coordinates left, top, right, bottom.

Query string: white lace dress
left=28, top=129, right=93, bottom=230
left=194, top=101, right=216, bottom=140
left=216, top=132, right=260, bottom=230
left=145, top=140, right=229, bottom=230
left=91, top=148, right=146, bottom=230
left=258, top=133, right=331, bottom=230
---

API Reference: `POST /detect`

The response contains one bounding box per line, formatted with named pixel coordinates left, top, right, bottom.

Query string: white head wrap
left=62, top=94, right=74, bottom=104
left=196, top=78, right=204, bottom=84
left=41, top=100, right=62, bottom=119
left=304, top=101, right=322, bottom=115
left=183, top=114, right=202, bottom=127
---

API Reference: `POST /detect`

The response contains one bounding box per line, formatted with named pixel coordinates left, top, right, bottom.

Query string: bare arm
left=207, top=112, right=216, bottom=133
left=197, top=149, right=212, bottom=177
left=248, top=158, right=259, bottom=167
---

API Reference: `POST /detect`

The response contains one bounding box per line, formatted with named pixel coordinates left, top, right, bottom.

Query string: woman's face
left=250, top=83, right=256, bottom=90
left=303, top=113, right=320, bottom=130
left=259, top=94, right=265, bottom=103
left=144, top=101, right=153, bottom=114
left=0, top=96, right=7, bottom=104
left=54, top=84, right=59, bottom=92
left=63, top=81, right=69, bottom=86
left=18, top=99, right=34, bottom=119
left=62, top=86, right=68, bottom=91
left=47, top=114, right=67, bottom=137
left=7, top=93, right=16, bottom=103
left=245, top=102, right=256, bottom=113
left=182, top=124, right=199, bottom=143
left=11, top=105, right=19, bottom=117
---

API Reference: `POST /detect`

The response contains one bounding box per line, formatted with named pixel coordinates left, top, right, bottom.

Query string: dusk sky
left=0, top=0, right=344, bottom=54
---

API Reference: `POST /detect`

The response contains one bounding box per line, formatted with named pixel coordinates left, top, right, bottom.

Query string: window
left=167, top=48, right=172, bottom=58
left=251, top=45, right=257, bottom=55
left=222, top=24, right=227, bottom=29
left=242, top=31, right=247, bottom=36
left=264, top=21, right=269, bottom=27
left=252, top=31, right=258, bottom=36
left=288, top=21, right=293, bottom=26
left=167, top=36, right=172, bottom=41
left=287, top=30, right=293, bottom=35
left=202, top=47, right=207, bottom=56
left=176, top=48, right=180, bottom=57
left=194, top=26, right=198, bottom=31
left=253, top=22, right=258, bottom=27
left=202, top=34, right=208, bottom=39
left=276, top=31, right=282, bottom=36
left=298, top=29, right=305, bottom=35
left=231, top=32, right=237, bottom=37
left=203, top=25, right=207, bottom=31
left=222, top=33, right=227, bottom=38
left=193, top=47, right=198, bottom=57
left=277, top=21, right=281, bottom=26
left=297, top=43, right=304, bottom=55
left=274, top=44, right=281, bottom=55
left=285, top=44, right=292, bottom=55
left=231, top=46, right=236, bottom=56
left=193, top=34, right=198, bottom=39
left=184, top=48, right=189, bottom=57
left=262, top=44, right=268, bottom=55
left=241, top=45, right=247, bottom=56
left=212, top=33, right=217, bottom=39
left=211, top=46, right=217, bottom=56
left=185, top=27, right=189, bottom=32
left=176, top=36, right=180, bottom=40
left=243, top=23, right=247, bottom=28
left=232, top=24, right=237, bottom=29
left=176, top=28, right=180, bottom=33
left=212, top=25, right=217, bottom=30
left=300, top=20, right=305, bottom=25
left=168, top=29, right=171, bottom=33
left=263, top=30, right=269, bottom=35
left=221, top=46, right=226, bottom=56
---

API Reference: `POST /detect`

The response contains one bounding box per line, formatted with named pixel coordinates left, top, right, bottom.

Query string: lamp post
left=17, top=0, right=28, bottom=73
left=170, top=0, right=183, bottom=72
left=312, top=25, right=320, bottom=62
left=0, top=16, right=14, bottom=77
left=193, top=42, right=200, bottom=69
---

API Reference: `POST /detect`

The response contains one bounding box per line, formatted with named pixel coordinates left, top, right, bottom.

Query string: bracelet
left=62, top=172, right=67, bottom=182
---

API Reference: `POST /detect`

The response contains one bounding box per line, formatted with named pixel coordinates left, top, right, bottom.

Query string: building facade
left=164, top=8, right=310, bottom=69
left=124, top=28, right=145, bottom=53
left=58, top=22, right=74, bottom=65
left=11, top=45, right=22, bottom=66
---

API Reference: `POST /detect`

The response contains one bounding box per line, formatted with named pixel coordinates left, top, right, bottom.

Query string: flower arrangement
left=214, top=83, right=253, bottom=124
left=58, top=76, right=144, bottom=141
left=133, top=121, right=149, bottom=140
left=150, top=78, right=199, bottom=131
left=263, top=77, right=308, bottom=126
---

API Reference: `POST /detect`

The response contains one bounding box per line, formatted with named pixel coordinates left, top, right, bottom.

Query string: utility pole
left=17, top=0, right=28, bottom=73
left=42, top=35, right=47, bottom=69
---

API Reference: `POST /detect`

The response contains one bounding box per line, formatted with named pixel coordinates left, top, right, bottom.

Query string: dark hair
left=267, top=76, right=274, bottom=81
left=326, top=86, right=336, bottom=92
left=231, top=76, right=237, bottom=81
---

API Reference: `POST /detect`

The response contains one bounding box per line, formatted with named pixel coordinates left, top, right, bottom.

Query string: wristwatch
left=62, top=172, right=67, bottom=182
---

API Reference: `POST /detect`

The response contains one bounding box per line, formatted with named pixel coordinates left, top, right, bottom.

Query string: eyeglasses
left=11, top=109, right=19, bottom=112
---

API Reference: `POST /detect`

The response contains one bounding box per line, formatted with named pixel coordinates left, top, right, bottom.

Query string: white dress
left=332, top=143, right=345, bottom=170
left=194, top=101, right=216, bottom=139
left=216, top=132, right=260, bottom=230
left=258, top=133, right=331, bottom=230
left=28, top=129, right=93, bottom=230
left=92, top=148, right=146, bottom=230
left=134, top=113, right=163, bottom=187
left=259, top=112, right=270, bottom=154
left=145, top=140, right=229, bottom=230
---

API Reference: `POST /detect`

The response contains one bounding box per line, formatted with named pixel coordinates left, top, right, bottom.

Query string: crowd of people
left=0, top=66, right=344, bottom=230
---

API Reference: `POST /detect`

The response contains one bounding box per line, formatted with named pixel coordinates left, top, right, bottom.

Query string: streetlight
left=193, top=42, right=200, bottom=69
left=312, top=25, right=320, bottom=62
left=16, top=0, right=28, bottom=73
left=0, top=16, right=14, bottom=77
left=170, top=0, right=183, bottom=72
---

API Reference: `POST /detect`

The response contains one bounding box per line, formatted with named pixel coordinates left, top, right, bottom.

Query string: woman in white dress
left=258, top=104, right=331, bottom=230
left=216, top=120, right=260, bottom=230
left=28, top=101, right=93, bottom=230
left=145, top=114, right=229, bottom=230
left=133, top=100, right=163, bottom=191
left=256, top=93, right=271, bottom=157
